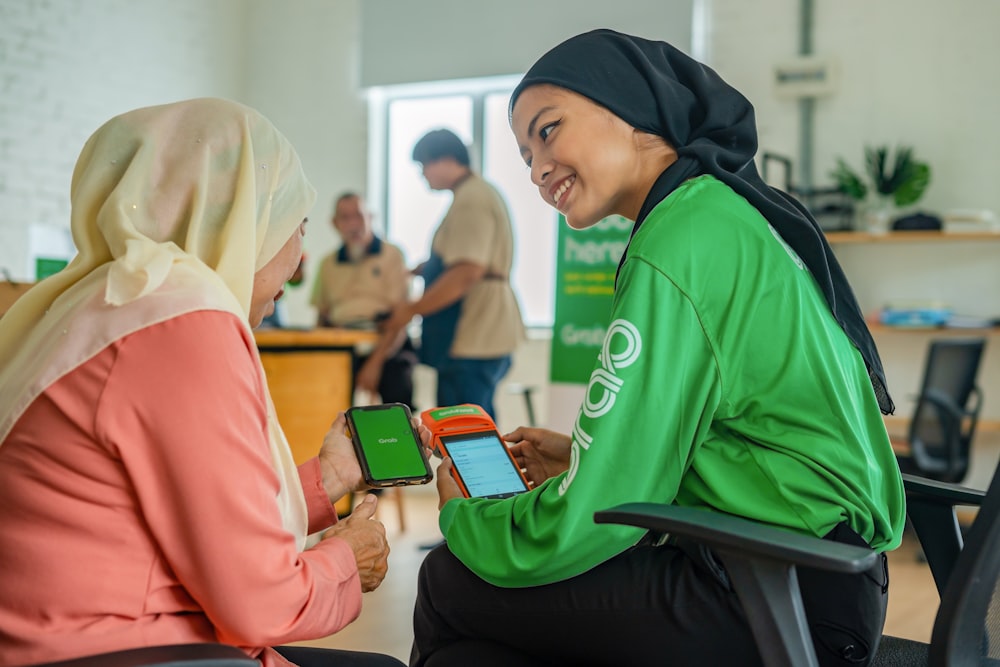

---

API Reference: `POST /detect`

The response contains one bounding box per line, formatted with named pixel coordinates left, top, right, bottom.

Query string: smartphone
left=437, top=430, right=531, bottom=499
left=345, top=403, right=432, bottom=487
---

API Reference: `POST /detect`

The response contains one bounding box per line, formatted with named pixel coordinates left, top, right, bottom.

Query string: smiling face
left=512, top=84, right=676, bottom=229
left=249, top=219, right=306, bottom=328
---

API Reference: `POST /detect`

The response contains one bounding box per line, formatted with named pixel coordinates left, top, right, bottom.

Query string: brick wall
left=0, top=0, right=245, bottom=280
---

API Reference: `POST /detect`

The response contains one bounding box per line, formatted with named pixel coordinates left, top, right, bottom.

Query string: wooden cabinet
left=254, top=328, right=378, bottom=465
left=255, top=328, right=379, bottom=516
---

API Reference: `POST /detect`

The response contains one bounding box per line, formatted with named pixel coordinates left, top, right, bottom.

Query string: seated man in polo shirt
left=311, top=192, right=417, bottom=408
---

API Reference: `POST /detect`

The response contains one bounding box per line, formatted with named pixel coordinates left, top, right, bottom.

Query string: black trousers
left=410, top=525, right=888, bottom=667
left=276, top=645, right=405, bottom=666
left=354, top=338, right=417, bottom=409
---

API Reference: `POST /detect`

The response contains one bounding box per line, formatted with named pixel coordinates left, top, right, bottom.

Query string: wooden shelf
left=825, top=230, right=1000, bottom=244
left=885, top=415, right=1000, bottom=435
left=867, top=323, right=1000, bottom=336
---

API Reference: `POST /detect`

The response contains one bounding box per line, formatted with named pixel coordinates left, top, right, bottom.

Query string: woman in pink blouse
left=0, top=99, right=411, bottom=667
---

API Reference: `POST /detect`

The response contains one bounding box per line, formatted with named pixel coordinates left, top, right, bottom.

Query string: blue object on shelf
left=880, top=305, right=952, bottom=328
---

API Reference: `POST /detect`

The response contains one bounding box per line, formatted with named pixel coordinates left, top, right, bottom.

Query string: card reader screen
left=440, top=431, right=528, bottom=498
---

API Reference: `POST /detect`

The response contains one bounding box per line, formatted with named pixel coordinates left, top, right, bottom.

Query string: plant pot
left=862, top=195, right=896, bottom=234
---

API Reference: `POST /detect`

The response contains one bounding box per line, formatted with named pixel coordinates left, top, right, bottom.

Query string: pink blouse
left=0, top=311, right=362, bottom=666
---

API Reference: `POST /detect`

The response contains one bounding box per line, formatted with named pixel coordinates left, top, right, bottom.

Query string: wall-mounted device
left=773, top=55, right=838, bottom=99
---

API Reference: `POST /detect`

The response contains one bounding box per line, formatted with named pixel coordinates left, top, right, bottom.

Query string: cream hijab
left=0, top=98, right=316, bottom=549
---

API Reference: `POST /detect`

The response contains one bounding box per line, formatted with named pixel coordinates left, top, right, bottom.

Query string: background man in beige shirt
left=357, top=130, right=523, bottom=419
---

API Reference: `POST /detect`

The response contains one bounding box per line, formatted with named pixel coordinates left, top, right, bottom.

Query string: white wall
left=358, top=0, right=693, bottom=86
left=709, top=0, right=1000, bottom=221
left=0, top=0, right=367, bottom=326
left=241, top=0, right=368, bottom=327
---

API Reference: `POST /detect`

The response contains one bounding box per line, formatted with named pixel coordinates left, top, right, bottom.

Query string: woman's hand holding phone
left=318, top=412, right=368, bottom=502
left=320, top=410, right=434, bottom=501
left=413, top=417, right=434, bottom=458
left=504, top=427, right=572, bottom=487
left=321, top=494, right=389, bottom=592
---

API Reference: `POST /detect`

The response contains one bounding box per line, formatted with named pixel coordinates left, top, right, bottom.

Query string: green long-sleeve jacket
left=440, top=175, right=905, bottom=587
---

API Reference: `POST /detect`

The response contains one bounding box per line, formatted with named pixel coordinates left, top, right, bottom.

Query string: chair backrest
left=930, top=462, right=1000, bottom=665
left=22, top=642, right=258, bottom=667
left=908, top=338, right=986, bottom=482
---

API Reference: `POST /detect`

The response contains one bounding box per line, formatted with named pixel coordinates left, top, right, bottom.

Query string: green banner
left=35, top=257, right=68, bottom=280
left=549, top=215, right=632, bottom=384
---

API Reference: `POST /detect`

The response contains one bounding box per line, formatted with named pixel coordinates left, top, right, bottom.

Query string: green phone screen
left=350, top=405, right=428, bottom=482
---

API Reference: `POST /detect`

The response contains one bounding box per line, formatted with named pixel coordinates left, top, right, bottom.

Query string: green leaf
left=887, top=147, right=914, bottom=191
left=893, top=162, right=930, bottom=207
left=865, top=146, right=892, bottom=194
left=829, top=145, right=931, bottom=206
left=830, top=158, right=868, bottom=200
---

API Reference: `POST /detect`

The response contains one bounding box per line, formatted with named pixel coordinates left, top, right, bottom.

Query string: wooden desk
left=254, top=328, right=378, bottom=465
left=0, top=281, right=33, bottom=318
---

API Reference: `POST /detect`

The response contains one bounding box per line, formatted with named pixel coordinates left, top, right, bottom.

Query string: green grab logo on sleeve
left=549, top=215, right=631, bottom=384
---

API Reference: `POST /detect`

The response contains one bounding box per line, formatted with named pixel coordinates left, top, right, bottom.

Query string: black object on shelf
left=762, top=152, right=855, bottom=231
left=892, top=212, right=943, bottom=231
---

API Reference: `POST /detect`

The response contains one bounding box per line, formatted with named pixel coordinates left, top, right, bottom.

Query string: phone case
left=346, top=403, right=432, bottom=487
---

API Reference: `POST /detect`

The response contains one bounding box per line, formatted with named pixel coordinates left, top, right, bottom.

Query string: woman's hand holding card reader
left=345, top=403, right=432, bottom=487
left=421, top=405, right=531, bottom=499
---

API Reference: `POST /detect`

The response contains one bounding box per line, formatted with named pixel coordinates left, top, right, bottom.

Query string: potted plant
left=830, top=145, right=931, bottom=232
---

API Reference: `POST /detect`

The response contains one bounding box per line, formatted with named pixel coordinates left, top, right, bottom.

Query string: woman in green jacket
left=411, top=29, right=904, bottom=667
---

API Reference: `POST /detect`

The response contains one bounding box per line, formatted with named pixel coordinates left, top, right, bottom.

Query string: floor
left=293, top=484, right=942, bottom=663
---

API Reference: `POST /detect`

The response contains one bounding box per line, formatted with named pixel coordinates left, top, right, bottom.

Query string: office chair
left=20, top=643, right=257, bottom=667
left=894, top=338, right=986, bottom=484
left=596, top=470, right=1000, bottom=667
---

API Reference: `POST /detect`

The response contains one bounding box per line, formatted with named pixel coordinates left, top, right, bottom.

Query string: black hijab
left=511, top=29, right=893, bottom=415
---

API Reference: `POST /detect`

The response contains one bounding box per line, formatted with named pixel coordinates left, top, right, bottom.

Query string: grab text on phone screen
left=352, top=406, right=426, bottom=480
left=444, top=432, right=527, bottom=497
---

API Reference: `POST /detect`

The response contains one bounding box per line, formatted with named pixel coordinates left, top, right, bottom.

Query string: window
left=368, top=77, right=558, bottom=327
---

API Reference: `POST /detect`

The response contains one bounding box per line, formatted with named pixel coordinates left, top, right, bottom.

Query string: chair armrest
left=919, top=386, right=981, bottom=433
left=901, top=473, right=984, bottom=595
left=595, top=503, right=877, bottom=573
left=902, top=473, right=986, bottom=507
left=25, top=643, right=257, bottom=667
left=595, top=503, right=877, bottom=667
